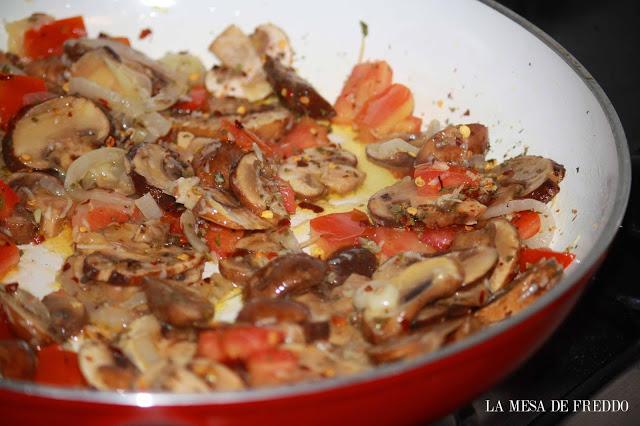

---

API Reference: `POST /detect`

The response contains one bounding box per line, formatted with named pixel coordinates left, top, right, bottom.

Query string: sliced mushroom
left=367, top=177, right=487, bottom=228
left=264, top=56, right=335, bottom=119
left=23, top=55, right=69, bottom=93
left=219, top=254, right=268, bottom=285
left=193, top=188, right=273, bottom=230
left=78, top=340, right=138, bottom=391
left=234, top=227, right=300, bottom=254
left=0, top=340, right=37, bottom=380
left=42, top=290, right=87, bottom=340
left=453, top=247, right=499, bottom=285
left=414, top=123, right=488, bottom=166
left=491, top=155, right=566, bottom=204
left=437, top=282, right=492, bottom=308
left=2, top=96, right=111, bottom=175
left=137, top=361, right=210, bottom=393
left=238, top=298, right=310, bottom=325
left=372, top=251, right=429, bottom=282
left=193, top=141, right=244, bottom=191
left=248, top=253, right=328, bottom=299
left=241, top=107, right=293, bottom=142
left=143, top=277, right=214, bottom=327
left=0, top=287, right=59, bottom=347
left=278, top=146, right=365, bottom=199
left=326, top=246, right=378, bottom=287
left=129, top=143, right=189, bottom=211
left=475, top=259, right=563, bottom=324
left=366, top=138, right=420, bottom=171
left=250, top=24, right=293, bottom=66
left=356, top=256, right=464, bottom=342
left=488, top=219, right=520, bottom=292
left=230, top=152, right=287, bottom=218
left=367, top=318, right=465, bottom=364
left=189, top=358, right=245, bottom=391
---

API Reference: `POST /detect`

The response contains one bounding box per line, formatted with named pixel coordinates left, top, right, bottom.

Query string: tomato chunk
left=221, top=119, right=274, bottom=156
left=23, top=16, right=86, bottom=59
left=512, top=211, right=541, bottom=240
left=0, top=179, right=19, bottom=220
left=0, top=74, right=47, bottom=129
left=354, top=84, right=421, bottom=142
left=197, top=326, right=283, bottom=362
left=276, top=178, right=297, bottom=214
left=246, top=348, right=299, bottom=387
left=205, top=225, right=244, bottom=258
left=519, top=248, right=575, bottom=271
left=310, top=210, right=371, bottom=254
left=173, top=85, right=208, bottom=112
left=365, top=227, right=433, bottom=258
left=0, top=235, right=20, bottom=279
left=420, top=226, right=459, bottom=252
left=334, top=61, right=393, bottom=125
left=413, top=163, right=480, bottom=196
left=35, top=345, right=86, bottom=387
left=86, top=207, right=130, bottom=231
left=276, top=117, right=329, bottom=157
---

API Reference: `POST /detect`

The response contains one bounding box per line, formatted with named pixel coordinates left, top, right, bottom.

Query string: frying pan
left=0, top=0, right=631, bottom=424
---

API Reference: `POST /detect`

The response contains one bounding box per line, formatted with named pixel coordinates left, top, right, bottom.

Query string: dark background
left=447, top=1, right=640, bottom=425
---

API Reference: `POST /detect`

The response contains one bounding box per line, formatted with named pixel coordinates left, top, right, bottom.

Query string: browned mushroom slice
left=248, top=253, right=328, bottom=299
left=143, top=277, right=214, bottom=328
left=263, top=56, right=335, bottom=119
left=0, top=287, right=59, bottom=347
left=192, top=141, right=244, bottom=191
left=238, top=298, right=310, bottom=325
left=0, top=340, right=37, bottom=380
left=488, top=219, right=520, bottom=292
left=356, top=256, right=464, bottom=342
left=365, top=138, right=420, bottom=172
left=230, top=152, right=287, bottom=218
left=193, top=188, right=272, bottom=230
left=78, top=340, right=138, bottom=391
left=42, top=290, right=87, bottom=340
left=2, top=96, right=111, bottom=175
left=219, top=254, right=268, bottom=285
left=22, top=55, right=68, bottom=92
left=437, top=282, right=492, bottom=308
left=129, top=143, right=189, bottom=212
left=241, top=108, right=293, bottom=142
left=367, top=177, right=486, bottom=228
left=326, top=246, right=378, bottom=287
left=453, top=246, right=499, bottom=285
left=372, top=251, right=429, bottom=281
left=491, top=155, right=566, bottom=204
left=367, top=318, right=466, bottom=364
left=475, top=259, right=563, bottom=324
left=414, top=123, right=488, bottom=166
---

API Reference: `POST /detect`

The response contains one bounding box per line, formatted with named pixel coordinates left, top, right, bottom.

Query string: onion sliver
left=180, top=210, right=209, bottom=253
left=65, top=147, right=134, bottom=195
left=135, top=193, right=164, bottom=220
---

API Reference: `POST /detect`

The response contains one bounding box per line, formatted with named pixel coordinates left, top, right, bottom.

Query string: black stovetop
left=436, top=1, right=640, bottom=425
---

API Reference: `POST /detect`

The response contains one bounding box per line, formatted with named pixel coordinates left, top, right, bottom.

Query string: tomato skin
left=512, top=211, right=541, bottom=240
left=413, top=163, right=480, bottom=196
left=86, top=207, right=130, bottom=231
left=276, top=179, right=297, bottom=214
left=0, top=179, right=19, bottom=219
left=420, top=226, right=458, bottom=252
left=0, top=235, right=20, bottom=279
left=0, top=74, right=47, bottom=129
left=205, top=225, right=244, bottom=258
left=276, top=117, right=329, bottom=157
left=23, top=16, right=87, bottom=60
left=221, top=119, right=274, bottom=156
left=34, top=345, right=86, bottom=387
left=334, top=61, right=393, bottom=125
left=246, top=348, right=299, bottom=387
left=519, top=248, right=575, bottom=271
left=354, top=84, right=420, bottom=142
left=310, top=210, right=370, bottom=254
left=173, top=86, right=208, bottom=112
left=365, top=227, right=433, bottom=258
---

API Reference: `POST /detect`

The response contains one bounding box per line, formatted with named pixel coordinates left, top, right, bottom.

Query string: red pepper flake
left=138, top=28, right=152, bottom=40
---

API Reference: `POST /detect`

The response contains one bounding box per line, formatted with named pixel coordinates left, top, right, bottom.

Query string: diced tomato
left=0, top=74, right=47, bottom=129
left=23, top=16, right=86, bottom=60
left=310, top=209, right=371, bottom=254
left=276, top=179, right=297, bottom=214
left=334, top=61, right=393, bottom=125
left=512, top=211, right=541, bottom=240
left=173, top=86, right=208, bottom=112
left=0, top=235, right=20, bottom=279
left=197, top=326, right=283, bottom=363
left=86, top=207, right=130, bottom=231
left=519, top=248, right=576, bottom=271
left=205, top=225, right=244, bottom=258
left=0, top=179, right=19, bottom=219
left=354, top=84, right=421, bottom=142
left=246, top=348, right=299, bottom=387
left=413, top=163, right=480, bottom=196
left=420, top=226, right=459, bottom=252
left=365, top=227, right=433, bottom=258
left=221, top=119, right=274, bottom=156
left=276, top=117, right=330, bottom=157
left=35, top=345, right=86, bottom=387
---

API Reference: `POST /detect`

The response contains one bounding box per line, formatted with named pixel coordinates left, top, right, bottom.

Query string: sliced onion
left=180, top=210, right=209, bottom=253
left=79, top=189, right=135, bottom=211
left=480, top=198, right=556, bottom=248
left=65, top=147, right=134, bottom=195
left=138, top=112, right=172, bottom=143
left=135, top=193, right=164, bottom=220
left=372, top=138, right=419, bottom=158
